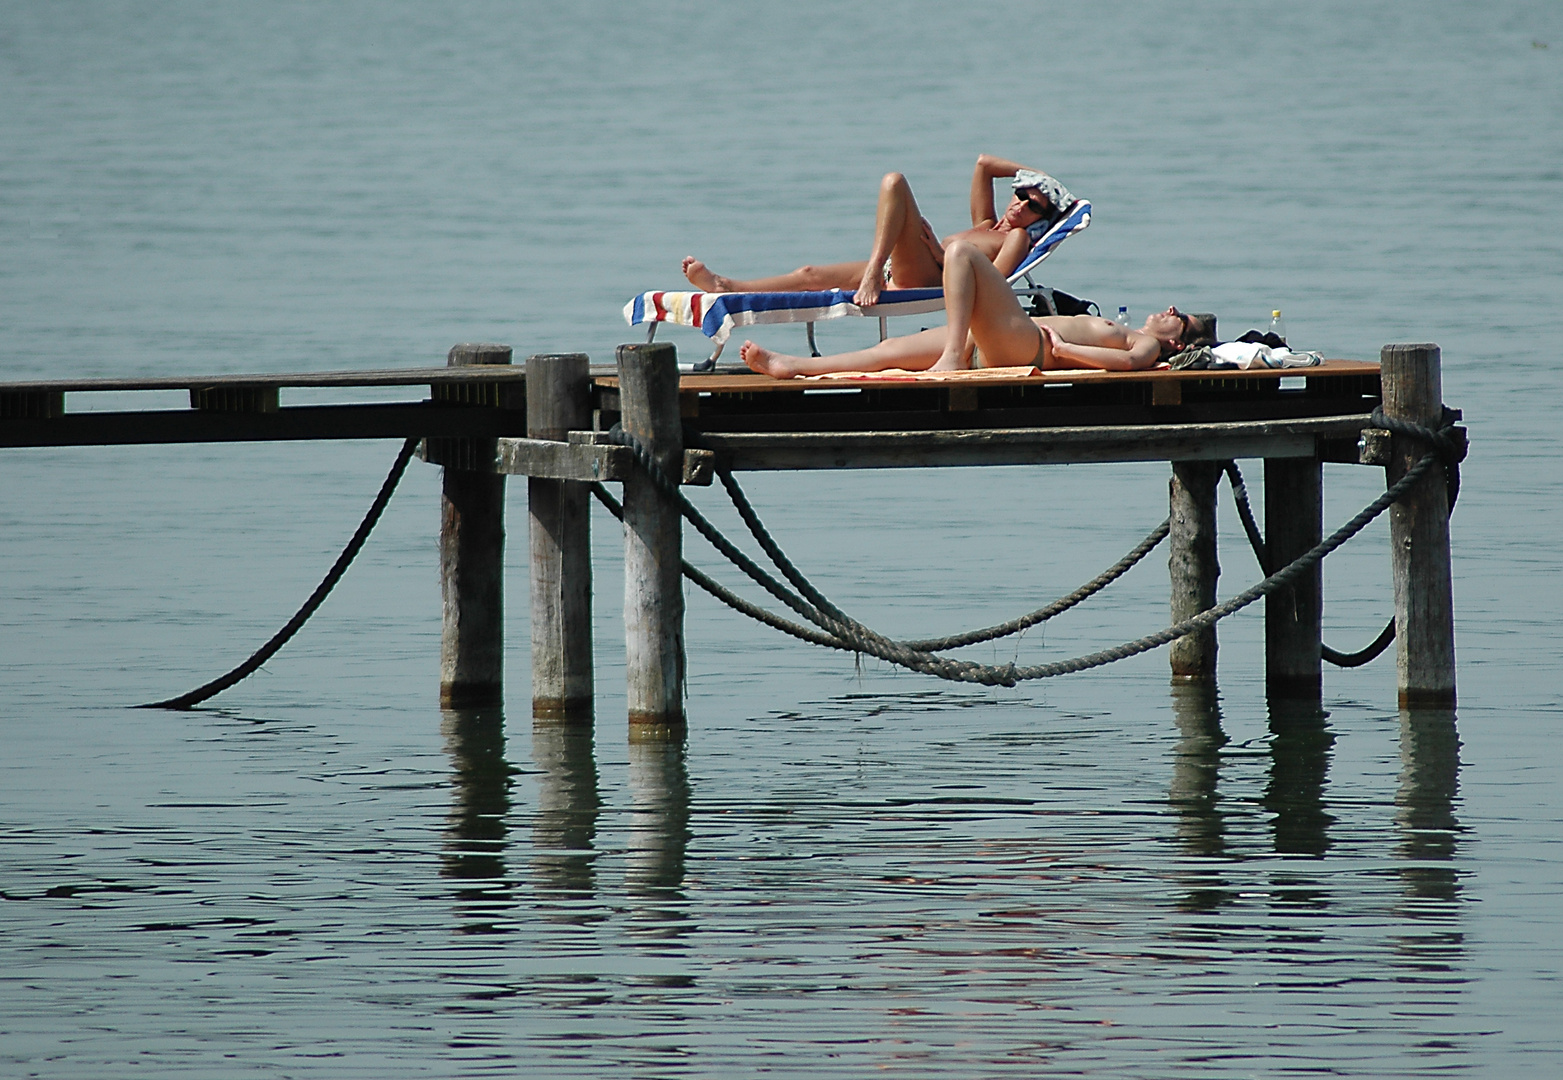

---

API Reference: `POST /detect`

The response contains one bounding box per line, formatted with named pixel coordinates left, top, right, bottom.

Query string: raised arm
left=969, top=153, right=1035, bottom=225
left=991, top=226, right=1036, bottom=278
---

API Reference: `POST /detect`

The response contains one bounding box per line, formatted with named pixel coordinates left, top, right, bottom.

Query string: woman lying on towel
left=684, top=154, right=1071, bottom=308
left=740, top=241, right=1214, bottom=380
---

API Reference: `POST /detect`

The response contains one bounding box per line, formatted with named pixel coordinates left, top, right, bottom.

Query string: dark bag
left=1024, top=286, right=1098, bottom=318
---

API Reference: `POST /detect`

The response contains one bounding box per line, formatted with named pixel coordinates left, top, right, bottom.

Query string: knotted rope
left=1224, top=404, right=1464, bottom=668
left=604, top=408, right=1460, bottom=686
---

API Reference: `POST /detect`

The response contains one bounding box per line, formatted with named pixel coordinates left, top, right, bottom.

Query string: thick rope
left=999, top=451, right=1443, bottom=682
left=1222, top=406, right=1464, bottom=668
left=710, top=455, right=1170, bottom=652
left=592, top=479, right=1168, bottom=657
left=604, top=425, right=1029, bottom=683
left=1222, top=459, right=1397, bottom=667
left=140, top=437, right=420, bottom=709
left=605, top=422, right=1443, bottom=686
left=900, top=519, right=1169, bottom=652
left=589, top=482, right=847, bottom=652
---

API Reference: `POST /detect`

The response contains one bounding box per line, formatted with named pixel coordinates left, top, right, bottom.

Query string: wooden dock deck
left=2, top=343, right=1456, bottom=724
left=0, top=358, right=1381, bottom=460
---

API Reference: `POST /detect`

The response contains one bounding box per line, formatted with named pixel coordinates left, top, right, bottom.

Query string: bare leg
left=934, top=241, right=1043, bottom=370
left=854, top=172, right=945, bottom=307
left=741, top=329, right=947, bottom=379
left=682, top=255, right=868, bottom=294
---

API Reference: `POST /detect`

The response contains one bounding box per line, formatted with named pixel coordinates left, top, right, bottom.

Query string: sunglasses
left=1016, top=192, right=1050, bottom=216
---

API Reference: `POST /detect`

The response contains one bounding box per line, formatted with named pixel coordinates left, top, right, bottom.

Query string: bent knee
left=879, top=171, right=909, bottom=193
left=944, top=239, right=982, bottom=262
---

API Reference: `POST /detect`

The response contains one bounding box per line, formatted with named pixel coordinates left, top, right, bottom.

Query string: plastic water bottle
left=1269, top=309, right=1287, bottom=344
left=1115, top=305, right=1129, bottom=327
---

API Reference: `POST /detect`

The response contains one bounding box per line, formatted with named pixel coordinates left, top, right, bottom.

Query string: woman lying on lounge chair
left=740, top=241, right=1214, bottom=379
left=684, top=154, right=1074, bottom=308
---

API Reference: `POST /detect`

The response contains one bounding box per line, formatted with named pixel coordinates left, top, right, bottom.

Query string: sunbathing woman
left=682, top=154, right=1075, bottom=308
left=740, top=241, right=1214, bottom=379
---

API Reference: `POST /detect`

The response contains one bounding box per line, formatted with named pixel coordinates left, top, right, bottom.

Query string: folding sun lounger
left=623, top=199, right=1092, bottom=371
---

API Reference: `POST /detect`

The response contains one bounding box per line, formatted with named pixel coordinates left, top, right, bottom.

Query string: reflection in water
left=1262, top=698, right=1335, bottom=913
left=1168, top=683, right=1231, bottom=912
left=440, top=708, right=515, bottom=932
left=626, top=737, right=692, bottom=925
left=1264, top=698, right=1335, bottom=860
left=1394, top=708, right=1465, bottom=974
left=531, top=722, right=602, bottom=905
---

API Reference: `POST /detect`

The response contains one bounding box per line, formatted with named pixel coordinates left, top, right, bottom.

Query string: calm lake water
left=4, top=1, right=1563, bottom=1075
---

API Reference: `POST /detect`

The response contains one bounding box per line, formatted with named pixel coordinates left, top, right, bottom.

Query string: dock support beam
left=1169, top=461, right=1221, bottom=681
left=617, top=343, right=686, bottom=738
left=528, top=353, right=595, bottom=723
left=1264, top=456, right=1323, bottom=698
left=1383, top=343, right=1457, bottom=707
left=439, top=343, right=510, bottom=708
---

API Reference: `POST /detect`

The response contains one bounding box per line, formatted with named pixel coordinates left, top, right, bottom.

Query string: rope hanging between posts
left=140, top=437, right=420, bottom=710
left=589, top=481, right=1169, bottom=657
left=1222, top=402, right=1464, bottom=668
left=603, top=409, right=1461, bottom=687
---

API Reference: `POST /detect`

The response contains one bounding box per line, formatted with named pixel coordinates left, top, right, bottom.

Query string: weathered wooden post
left=1169, top=461, right=1221, bottom=680
left=439, top=343, right=510, bottom=707
left=1382, top=343, right=1457, bottom=707
left=1264, top=456, right=1323, bottom=698
left=616, top=342, right=685, bottom=738
left=527, top=353, right=595, bottom=723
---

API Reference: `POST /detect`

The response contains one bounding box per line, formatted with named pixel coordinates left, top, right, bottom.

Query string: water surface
left=3, top=2, right=1562, bottom=1075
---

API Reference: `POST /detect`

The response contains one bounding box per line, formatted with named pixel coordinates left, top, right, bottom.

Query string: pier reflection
left=1168, top=683, right=1232, bottom=912
left=1263, top=698, right=1336, bottom=860
left=1393, top=707, right=1465, bottom=975
left=626, top=736, right=692, bottom=930
left=439, top=708, right=515, bottom=932
left=531, top=721, right=602, bottom=909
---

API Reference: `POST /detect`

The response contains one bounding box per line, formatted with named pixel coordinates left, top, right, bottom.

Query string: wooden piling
left=439, top=343, right=510, bottom=708
left=1264, top=456, right=1323, bottom=698
left=1382, top=343, right=1457, bottom=707
left=1169, top=461, right=1221, bottom=680
left=616, top=343, right=686, bottom=736
left=527, top=353, right=595, bottom=723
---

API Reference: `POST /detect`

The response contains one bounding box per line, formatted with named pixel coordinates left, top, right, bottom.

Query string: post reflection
left=531, top=721, right=602, bottom=907
left=1263, top=698, right=1336, bottom=859
left=1393, top=708, right=1465, bottom=972
left=439, top=707, right=515, bottom=932
left=626, top=736, right=692, bottom=926
left=1168, top=683, right=1232, bottom=912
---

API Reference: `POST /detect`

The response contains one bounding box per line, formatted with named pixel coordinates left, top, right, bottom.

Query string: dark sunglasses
left=1016, top=191, right=1050, bottom=216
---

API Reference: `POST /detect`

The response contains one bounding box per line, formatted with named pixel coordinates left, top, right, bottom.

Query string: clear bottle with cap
left=1115, top=305, right=1129, bottom=327
left=1268, top=309, right=1287, bottom=344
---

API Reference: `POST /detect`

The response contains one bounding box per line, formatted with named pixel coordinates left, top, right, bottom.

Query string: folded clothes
left=1171, top=343, right=1323, bottom=371
left=1214, top=342, right=1323, bottom=369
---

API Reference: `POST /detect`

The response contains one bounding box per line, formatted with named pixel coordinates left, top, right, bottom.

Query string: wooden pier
left=1, top=341, right=1460, bottom=735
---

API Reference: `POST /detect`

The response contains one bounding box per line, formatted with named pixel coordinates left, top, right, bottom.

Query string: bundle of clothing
left=1170, top=330, right=1322, bottom=371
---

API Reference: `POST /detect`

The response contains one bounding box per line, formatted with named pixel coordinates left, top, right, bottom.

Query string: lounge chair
left=623, top=199, right=1092, bottom=370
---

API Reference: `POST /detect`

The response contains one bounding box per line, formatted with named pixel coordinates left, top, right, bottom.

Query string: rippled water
left=3, top=1, right=1563, bottom=1075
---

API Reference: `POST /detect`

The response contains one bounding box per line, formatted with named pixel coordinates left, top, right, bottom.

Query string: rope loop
left=600, top=420, right=1446, bottom=687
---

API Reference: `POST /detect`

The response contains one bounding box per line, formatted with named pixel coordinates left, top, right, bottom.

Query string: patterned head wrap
left=1012, top=169, right=1075, bottom=214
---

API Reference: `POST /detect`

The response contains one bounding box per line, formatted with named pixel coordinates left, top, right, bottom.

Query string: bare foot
left=852, top=265, right=884, bottom=308
left=682, top=256, right=732, bottom=292
left=740, top=340, right=803, bottom=378
left=929, top=350, right=965, bottom=372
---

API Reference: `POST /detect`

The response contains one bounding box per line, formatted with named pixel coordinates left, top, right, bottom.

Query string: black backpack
left=1022, top=286, right=1098, bottom=318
